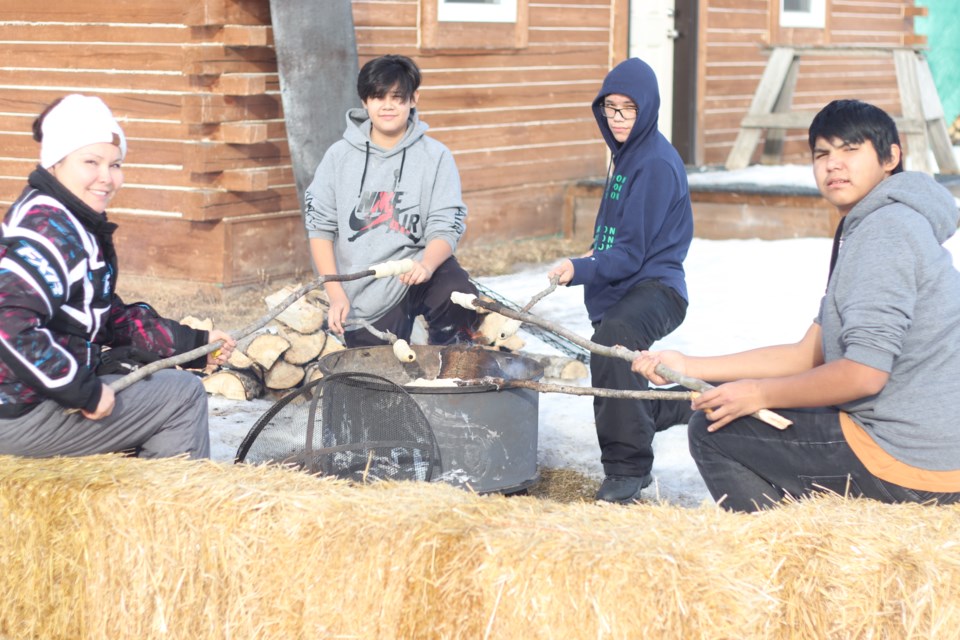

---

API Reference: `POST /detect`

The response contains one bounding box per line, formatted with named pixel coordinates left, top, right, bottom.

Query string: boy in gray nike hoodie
left=633, top=99, right=960, bottom=513
left=304, top=55, right=480, bottom=347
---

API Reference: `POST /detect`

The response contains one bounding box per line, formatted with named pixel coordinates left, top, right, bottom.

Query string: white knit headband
left=40, top=94, right=127, bottom=169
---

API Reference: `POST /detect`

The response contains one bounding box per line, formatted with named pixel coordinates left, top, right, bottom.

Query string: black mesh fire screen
left=235, top=372, right=441, bottom=483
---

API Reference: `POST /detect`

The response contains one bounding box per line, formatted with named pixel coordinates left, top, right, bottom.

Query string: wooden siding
left=0, top=0, right=306, bottom=286
left=699, top=0, right=921, bottom=166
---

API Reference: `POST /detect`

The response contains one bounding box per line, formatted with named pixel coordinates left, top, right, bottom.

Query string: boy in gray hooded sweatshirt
left=634, top=99, right=960, bottom=513
left=304, top=55, right=480, bottom=347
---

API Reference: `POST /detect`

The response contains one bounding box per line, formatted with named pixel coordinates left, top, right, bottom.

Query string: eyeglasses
left=601, top=105, right=638, bottom=121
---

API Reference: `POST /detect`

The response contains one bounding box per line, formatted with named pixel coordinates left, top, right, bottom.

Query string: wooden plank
left=914, top=55, right=958, bottom=173
left=461, top=185, right=568, bottom=243
left=216, top=73, right=270, bottom=96
left=423, top=66, right=606, bottom=86
left=0, top=23, right=186, bottom=43
left=0, top=69, right=188, bottom=94
left=111, top=216, right=228, bottom=284
left=183, top=141, right=289, bottom=173
left=183, top=44, right=281, bottom=76
left=421, top=106, right=593, bottom=129
left=352, top=1, right=418, bottom=27
left=222, top=25, right=271, bottom=47
left=184, top=0, right=227, bottom=27
left=430, top=119, right=598, bottom=152
left=181, top=94, right=282, bottom=125
left=761, top=54, right=801, bottom=164
left=0, top=43, right=193, bottom=73
left=527, top=29, right=609, bottom=46
left=529, top=5, right=610, bottom=29
left=419, top=84, right=603, bottom=111
left=725, top=47, right=796, bottom=170
left=457, top=148, right=606, bottom=193
left=218, top=122, right=269, bottom=144
left=893, top=49, right=932, bottom=173
left=13, top=3, right=188, bottom=23
left=193, top=190, right=300, bottom=223
left=218, top=168, right=271, bottom=192
left=222, top=214, right=312, bottom=285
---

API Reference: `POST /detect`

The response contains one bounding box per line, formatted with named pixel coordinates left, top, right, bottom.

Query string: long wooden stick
left=456, top=377, right=695, bottom=401
left=451, top=293, right=792, bottom=429
left=520, top=275, right=560, bottom=313
left=105, top=261, right=413, bottom=395
left=347, top=320, right=417, bottom=362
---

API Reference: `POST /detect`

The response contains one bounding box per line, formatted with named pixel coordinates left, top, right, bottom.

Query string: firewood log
left=227, top=348, right=257, bottom=370
left=264, top=286, right=325, bottom=334
left=279, top=327, right=328, bottom=365
left=202, top=369, right=264, bottom=401
left=303, top=361, right=325, bottom=384
left=247, top=333, right=291, bottom=369
left=179, top=315, right=214, bottom=331
left=319, top=335, right=346, bottom=357
left=264, top=360, right=305, bottom=390
left=525, top=354, right=589, bottom=381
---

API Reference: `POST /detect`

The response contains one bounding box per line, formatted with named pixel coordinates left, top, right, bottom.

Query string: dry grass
left=5, top=454, right=960, bottom=640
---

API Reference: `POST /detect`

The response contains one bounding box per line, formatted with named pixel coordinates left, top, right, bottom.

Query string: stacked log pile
left=195, top=285, right=588, bottom=401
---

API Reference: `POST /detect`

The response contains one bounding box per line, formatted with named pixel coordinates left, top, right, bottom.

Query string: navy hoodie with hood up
left=569, top=58, right=693, bottom=322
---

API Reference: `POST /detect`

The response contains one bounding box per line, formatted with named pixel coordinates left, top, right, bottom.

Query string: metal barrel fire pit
left=318, top=345, right=543, bottom=494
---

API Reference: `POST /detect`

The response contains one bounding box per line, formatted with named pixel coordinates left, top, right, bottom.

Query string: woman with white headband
left=0, top=94, right=236, bottom=459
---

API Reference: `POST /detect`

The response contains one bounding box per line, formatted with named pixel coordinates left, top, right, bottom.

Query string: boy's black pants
left=590, top=279, right=688, bottom=478
left=344, top=256, right=480, bottom=348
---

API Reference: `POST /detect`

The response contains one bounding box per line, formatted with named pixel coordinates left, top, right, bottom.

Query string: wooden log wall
left=0, top=0, right=309, bottom=286
left=1, top=0, right=618, bottom=285
left=699, top=0, right=923, bottom=166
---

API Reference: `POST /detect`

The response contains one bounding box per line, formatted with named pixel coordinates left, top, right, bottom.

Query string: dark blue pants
left=344, top=256, right=480, bottom=348
left=688, top=407, right=960, bottom=513
left=591, top=280, right=688, bottom=477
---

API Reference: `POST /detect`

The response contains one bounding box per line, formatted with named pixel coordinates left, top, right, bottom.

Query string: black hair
left=32, top=97, right=64, bottom=143
left=808, top=99, right=903, bottom=174
left=357, top=55, right=421, bottom=102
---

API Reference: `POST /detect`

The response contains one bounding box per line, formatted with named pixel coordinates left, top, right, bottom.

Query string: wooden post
left=269, top=0, right=360, bottom=211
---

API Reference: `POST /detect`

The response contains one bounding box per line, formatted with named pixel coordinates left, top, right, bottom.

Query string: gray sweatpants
left=0, top=370, right=210, bottom=459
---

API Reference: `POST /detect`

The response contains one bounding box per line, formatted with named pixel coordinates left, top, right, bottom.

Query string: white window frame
left=780, top=0, right=825, bottom=29
left=438, top=0, right=518, bottom=23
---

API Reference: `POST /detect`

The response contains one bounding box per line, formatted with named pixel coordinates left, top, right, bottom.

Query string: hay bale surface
left=2, top=455, right=960, bottom=639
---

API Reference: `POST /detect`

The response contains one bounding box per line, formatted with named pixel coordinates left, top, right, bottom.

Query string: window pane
left=784, top=0, right=811, bottom=11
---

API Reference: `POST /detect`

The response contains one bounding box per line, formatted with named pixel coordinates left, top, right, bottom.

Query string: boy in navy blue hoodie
left=549, top=58, right=693, bottom=503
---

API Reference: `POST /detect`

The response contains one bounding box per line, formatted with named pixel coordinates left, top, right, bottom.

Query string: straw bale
left=4, top=455, right=960, bottom=639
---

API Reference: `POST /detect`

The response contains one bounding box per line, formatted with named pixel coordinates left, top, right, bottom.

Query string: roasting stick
left=100, top=260, right=416, bottom=396
left=487, top=275, right=561, bottom=342
left=348, top=320, right=417, bottom=362
left=520, top=274, right=560, bottom=313
left=457, top=377, right=695, bottom=401
left=451, top=291, right=793, bottom=430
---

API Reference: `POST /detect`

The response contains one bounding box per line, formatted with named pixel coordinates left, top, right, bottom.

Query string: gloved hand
left=96, top=346, right=161, bottom=375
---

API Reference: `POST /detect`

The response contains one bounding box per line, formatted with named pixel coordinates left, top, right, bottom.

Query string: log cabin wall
left=698, top=0, right=923, bottom=167
left=0, top=0, right=621, bottom=287
left=1, top=0, right=307, bottom=287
